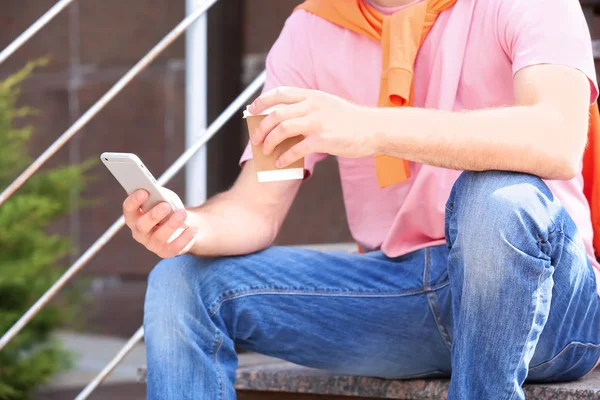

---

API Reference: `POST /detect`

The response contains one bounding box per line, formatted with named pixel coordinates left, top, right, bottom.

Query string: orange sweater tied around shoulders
left=295, top=0, right=600, bottom=259
left=296, top=0, right=458, bottom=187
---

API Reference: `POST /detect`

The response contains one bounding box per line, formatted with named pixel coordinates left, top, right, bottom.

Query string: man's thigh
left=193, top=245, right=453, bottom=379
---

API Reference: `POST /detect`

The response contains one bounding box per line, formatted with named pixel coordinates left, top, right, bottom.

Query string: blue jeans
left=144, top=171, right=600, bottom=400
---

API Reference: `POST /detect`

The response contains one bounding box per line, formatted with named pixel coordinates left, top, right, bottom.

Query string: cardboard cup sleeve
left=243, top=106, right=304, bottom=183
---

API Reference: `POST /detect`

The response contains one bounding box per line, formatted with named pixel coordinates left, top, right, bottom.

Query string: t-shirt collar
left=365, top=0, right=424, bottom=15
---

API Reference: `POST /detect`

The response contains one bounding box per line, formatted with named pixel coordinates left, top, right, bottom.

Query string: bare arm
left=122, top=9, right=325, bottom=259
left=374, top=65, right=591, bottom=180
left=251, top=64, right=592, bottom=181
left=185, top=160, right=301, bottom=257
left=122, top=160, right=300, bottom=258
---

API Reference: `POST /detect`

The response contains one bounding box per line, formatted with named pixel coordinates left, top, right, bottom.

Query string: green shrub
left=0, top=60, right=89, bottom=400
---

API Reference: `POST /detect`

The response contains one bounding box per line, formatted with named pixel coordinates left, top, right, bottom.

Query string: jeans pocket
left=528, top=342, right=600, bottom=382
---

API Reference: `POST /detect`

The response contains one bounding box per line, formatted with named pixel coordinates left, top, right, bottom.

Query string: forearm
left=250, top=64, right=590, bottom=179
left=184, top=192, right=276, bottom=257
left=184, top=162, right=300, bottom=257
left=373, top=104, right=587, bottom=180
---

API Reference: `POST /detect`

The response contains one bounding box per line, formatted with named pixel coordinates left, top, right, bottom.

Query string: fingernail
left=159, top=203, right=171, bottom=213
left=275, top=160, right=282, bottom=168
left=137, top=191, right=146, bottom=200
left=251, top=134, right=260, bottom=145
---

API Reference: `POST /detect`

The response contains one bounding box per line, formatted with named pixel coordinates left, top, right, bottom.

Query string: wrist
left=363, top=107, right=392, bottom=155
left=184, top=209, right=208, bottom=256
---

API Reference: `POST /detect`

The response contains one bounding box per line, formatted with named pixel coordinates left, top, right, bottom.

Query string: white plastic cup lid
left=243, top=105, right=279, bottom=118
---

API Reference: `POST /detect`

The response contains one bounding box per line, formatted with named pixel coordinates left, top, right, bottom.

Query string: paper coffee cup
left=243, top=106, right=304, bottom=183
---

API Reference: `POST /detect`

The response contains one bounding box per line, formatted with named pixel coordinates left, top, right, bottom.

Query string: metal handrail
left=0, top=70, right=267, bottom=351
left=74, top=327, right=145, bottom=400
left=0, top=0, right=76, bottom=65
left=0, top=0, right=220, bottom=208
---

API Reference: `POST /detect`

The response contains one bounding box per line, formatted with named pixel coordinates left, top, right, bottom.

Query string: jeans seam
left=423, top=246, right=452, bottom=351
left=427, top=291, right=452, bottom=351
left=529, top=342, right=600, bottom=373
left=547, top=230, right=577, bottom=270
left=577, top=347, right=600, bottom=379
left=507, top=272, right=545, bottom=400
left=561, top=231, right=579, bottom=249
left=444, top=202, right=454, bottom=249
left=208, top=281, right=451, bottom=318
left=213, top=332, right=225, bottom=400
left=423, top=247, right=431, bottom=290
left=560, top=230, right=590, bottom=266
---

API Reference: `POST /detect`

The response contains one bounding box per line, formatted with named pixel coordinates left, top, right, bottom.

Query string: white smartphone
left=100, top=152, right=183, bottom=212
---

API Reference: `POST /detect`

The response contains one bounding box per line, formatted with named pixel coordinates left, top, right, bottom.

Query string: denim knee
left=144, top=255, right=224, bottom=337
left=144, top=254, right=252, bottom=334
left=145, top=257, right=201, bottom=328
left=444, top=171, right=563, bottom=291
left=445, top=171, right=560, bottom=249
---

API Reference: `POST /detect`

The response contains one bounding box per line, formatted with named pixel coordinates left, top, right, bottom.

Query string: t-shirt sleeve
left=239, top=10, right=328, bottom=178
left=497, top=0, right=598, bottom=104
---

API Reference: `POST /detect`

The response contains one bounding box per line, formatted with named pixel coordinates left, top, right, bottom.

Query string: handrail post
left=185, top=0, right=208, bottom=206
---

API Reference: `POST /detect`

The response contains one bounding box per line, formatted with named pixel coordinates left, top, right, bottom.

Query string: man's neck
left=369, top=0, right=416, bottom=7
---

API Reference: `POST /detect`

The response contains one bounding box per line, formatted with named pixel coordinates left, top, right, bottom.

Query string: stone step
left=137, top=353, right=600, bottom=400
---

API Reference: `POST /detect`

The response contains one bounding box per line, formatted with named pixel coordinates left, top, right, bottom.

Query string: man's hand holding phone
left=123, top=190, right=198, bottom=259
left=103, top=152, right=289, bottom=259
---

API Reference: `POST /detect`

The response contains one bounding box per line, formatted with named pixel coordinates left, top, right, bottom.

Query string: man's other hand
left=249, top=87, right=378, bottom=168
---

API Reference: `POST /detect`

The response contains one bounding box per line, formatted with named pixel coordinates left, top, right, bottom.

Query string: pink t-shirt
left=240, top=0, right=600, bottom=289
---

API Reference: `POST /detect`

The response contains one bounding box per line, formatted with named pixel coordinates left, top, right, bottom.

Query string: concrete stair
left=137, top=353, right=600, bottom=400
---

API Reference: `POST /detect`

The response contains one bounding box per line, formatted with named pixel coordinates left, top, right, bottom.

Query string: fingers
left=253, top=102, right=312, bottom=150
left=263, top=116, right=315, bottom=156
left=123, top=190, right=148, bottom=228
left=276, top=136, right=317, bottom=168
left=122, top=189, right=196, bottom=259
left=151, top=223, right=197, bottom=259
left=166, top=226, right=198, bottom=258
left=249, top=87, right=307, bottom=115
left=135, top=202, right=172, bottom=235
left=148, top=209, right=187, bottom=246
left=253, top=101, right=311, bottom=146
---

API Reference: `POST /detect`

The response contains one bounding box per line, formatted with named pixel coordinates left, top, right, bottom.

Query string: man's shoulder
left=282, top=8, right=346, bottom=36
left=276, top=8, right=362, bottom=61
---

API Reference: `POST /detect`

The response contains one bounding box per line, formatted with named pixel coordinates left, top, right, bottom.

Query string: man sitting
left=123, top=0, right=600, bottom=398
